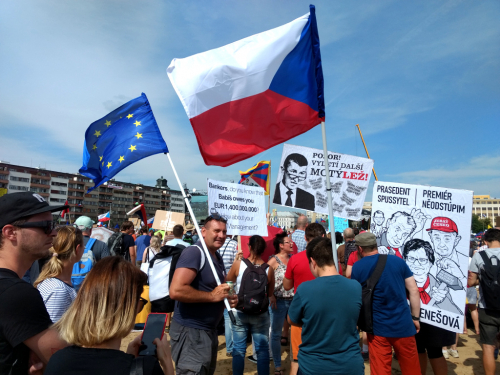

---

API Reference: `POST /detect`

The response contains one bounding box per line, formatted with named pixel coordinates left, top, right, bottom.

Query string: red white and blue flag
left=167, top=5, right=324, bottom=167
left=239, top=161, right=271, bottom=195
left=98, top=212, right=110, bottom=222
left=127, top=204, right=148, bottom=226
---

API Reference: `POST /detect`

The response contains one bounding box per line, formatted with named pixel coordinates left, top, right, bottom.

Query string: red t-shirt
left=347, top=250, right=361, bottom=266
left=284, top=251, right=313, bottom=293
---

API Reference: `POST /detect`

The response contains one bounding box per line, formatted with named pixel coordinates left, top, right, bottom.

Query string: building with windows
left=276, top=211, right=299, bottom=230
left=0, top=162, right=184, bottom=224
left=472, top=195, right=500, bottom=223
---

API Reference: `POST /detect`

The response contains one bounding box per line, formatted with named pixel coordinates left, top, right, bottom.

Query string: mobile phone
left=139, top=313, right=167, bottom=356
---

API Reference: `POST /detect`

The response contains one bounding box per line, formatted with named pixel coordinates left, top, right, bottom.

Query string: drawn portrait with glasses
left=274, top=153, right=315, bottom=211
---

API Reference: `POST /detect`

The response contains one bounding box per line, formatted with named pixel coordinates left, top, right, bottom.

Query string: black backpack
left=236, top=259, right=269, bottom=315
left=107, top=232, right=129, bottom=261
left=357, top=254, right=387, bottom=334
left=479, top=251, right=500, bottom=310
left=344, top=240, right=357, bottom=268
left=182, top=232, right=194, bottom=245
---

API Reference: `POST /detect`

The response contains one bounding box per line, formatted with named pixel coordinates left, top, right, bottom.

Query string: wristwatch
left=411, top=315, right=420, bottom=321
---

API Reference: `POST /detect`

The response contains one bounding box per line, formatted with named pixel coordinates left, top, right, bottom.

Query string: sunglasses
left=17, top=221, right=58, bottom=234
left=206, top=213, right=227, bottom=223
left=138, top=297, right=148, bottom=313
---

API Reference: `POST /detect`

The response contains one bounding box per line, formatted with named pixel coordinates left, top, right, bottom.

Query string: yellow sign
left=0, top=188, right=7, bottom=197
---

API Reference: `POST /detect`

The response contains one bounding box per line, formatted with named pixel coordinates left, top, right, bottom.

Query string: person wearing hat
left=74, top=216, right=110, bottom=262
left=182, top=223, right=199, bottom=245
left=0, top=192, right=68, bottom=374
left=351, top=232, right=422, bottom=375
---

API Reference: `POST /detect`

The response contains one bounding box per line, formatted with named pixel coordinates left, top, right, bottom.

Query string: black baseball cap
left=0, top=192, right=69, bottom=228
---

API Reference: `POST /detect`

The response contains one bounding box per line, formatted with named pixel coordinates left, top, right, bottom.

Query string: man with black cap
left=0, top=192, right=68, bottom=374
left=351, top=232, right=421, bottom=375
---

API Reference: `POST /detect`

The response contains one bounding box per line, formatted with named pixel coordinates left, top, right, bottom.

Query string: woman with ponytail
left=35, top=226, right=84, bottom=322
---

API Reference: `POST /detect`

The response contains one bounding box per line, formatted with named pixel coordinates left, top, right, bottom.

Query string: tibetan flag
left=98, top=212, right=110, bottom=222
left=167, top=5, right=324, bottom=167
left=79, top=93, right=169, bottom=193
left=61, top=200, right=70, bottom=218
left=238, top=161, right=271, bottom=195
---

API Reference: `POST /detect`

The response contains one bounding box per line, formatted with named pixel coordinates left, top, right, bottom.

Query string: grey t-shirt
left=83, top=236, right=110, bottom=261
left=469, top=247, right=500, bottom=308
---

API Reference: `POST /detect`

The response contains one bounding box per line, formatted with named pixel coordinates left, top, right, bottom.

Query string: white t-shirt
left=469, top=247, right=500, bottom=309
left=37, top=278, right=77, bottom=323
left=166, top=238, right=191, bottom=248
left=235, top=260, right=269, bottom=294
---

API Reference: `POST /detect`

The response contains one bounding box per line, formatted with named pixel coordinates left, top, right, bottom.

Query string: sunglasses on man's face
left=17, top=221, right=58, bottom=234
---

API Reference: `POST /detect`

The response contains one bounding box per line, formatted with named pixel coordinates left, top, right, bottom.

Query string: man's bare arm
left=129, top=246, right=137, bottom=264
left=24, top=327, right=68, bottom=366
left=468, top=271, right=479, bottom=287
left=283, top=276, right=294, bottom=291
left=405, top=276, right=421, bottom=318
left=169, top=267, right=229, bottom=303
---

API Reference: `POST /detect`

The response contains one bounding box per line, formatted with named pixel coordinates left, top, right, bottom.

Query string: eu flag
left=79, top=93, right=168, bottom=193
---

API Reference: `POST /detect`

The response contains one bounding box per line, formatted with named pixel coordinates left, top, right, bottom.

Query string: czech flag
left=127, top=204, right=148, bottom=226
left=98, top=212, right=110, bottom=222
left=167, top=5, right=324, bottom=167
left=239, top=161, right=271, bottom=195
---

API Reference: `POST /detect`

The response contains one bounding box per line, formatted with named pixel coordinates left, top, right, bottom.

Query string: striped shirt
left=292, top=229, right=306, bottom=252
left=218, top=238, right=238, bottom=274
left=37, top=278, right=77, bottom=323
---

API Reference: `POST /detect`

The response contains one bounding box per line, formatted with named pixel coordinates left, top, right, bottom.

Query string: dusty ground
left=121, top=327, right=490, bottom=374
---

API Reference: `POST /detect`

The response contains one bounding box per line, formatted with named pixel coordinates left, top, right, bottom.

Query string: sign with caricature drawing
left=273, top=144, right=373, bottom=220
left=371, top=181, right=473, bottom=333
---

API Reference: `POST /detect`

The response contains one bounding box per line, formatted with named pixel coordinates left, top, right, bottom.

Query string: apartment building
left=0, top=162, right=184, bottom=224
left=472, top=195, right=500, bottom=223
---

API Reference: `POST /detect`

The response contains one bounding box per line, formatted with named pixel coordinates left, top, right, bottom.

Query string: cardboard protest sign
left=208, top=179, right=267, bottom=236
left=371, top=181, right=473, bottom=333
left=334, top=217, right=349, bottom=233
left=151, top=210, right=185, bottom=232
left=273, top=144, right=373, bottom=220
left=130, top=218, right=142, bottom=228
left=90, top=227, right=114, bottom=243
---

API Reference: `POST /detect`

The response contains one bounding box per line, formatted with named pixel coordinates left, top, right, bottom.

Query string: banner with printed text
left=273, top=144, right=373, bottom=220
left=371, top=181, right=473, bottom=333
left=208, top=179, right=267, bottom=236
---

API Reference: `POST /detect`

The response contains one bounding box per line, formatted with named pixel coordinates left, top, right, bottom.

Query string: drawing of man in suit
left=273, top=153, right=315, bottom=211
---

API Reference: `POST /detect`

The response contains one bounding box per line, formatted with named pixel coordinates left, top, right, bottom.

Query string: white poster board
left=273, top=144, right=373, bottom=220
left=371, top=181, right=473, bottom=333
left=208, top=179, right=267, bottom=236
left=90, top=227, right=114, bottom=243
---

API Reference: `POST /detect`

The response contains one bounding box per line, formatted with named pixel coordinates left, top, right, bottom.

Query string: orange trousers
left=367, top=334, right=421, bottom=375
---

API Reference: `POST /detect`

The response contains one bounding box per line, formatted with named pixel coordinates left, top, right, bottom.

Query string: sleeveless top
left=270, top=255, right=294, bottom=299
left=235, top=259, right=269, bottom=294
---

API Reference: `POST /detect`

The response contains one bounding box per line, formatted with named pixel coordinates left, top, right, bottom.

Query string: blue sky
left=1, top=0, right=499, bottom=210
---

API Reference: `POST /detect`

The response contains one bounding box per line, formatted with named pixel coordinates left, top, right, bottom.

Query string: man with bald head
left=337, top=228, right=356, bottom=269
left=292, top=214, right=308, bottom=253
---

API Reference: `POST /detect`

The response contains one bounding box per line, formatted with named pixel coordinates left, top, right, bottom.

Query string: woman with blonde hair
left=35, top=226, right=84, bottom=322
left=142, top=235, right=162, bottom=264
left=45, top=256, right=173, bottom=375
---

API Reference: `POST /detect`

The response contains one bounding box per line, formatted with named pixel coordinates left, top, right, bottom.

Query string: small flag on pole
left=79, top=93, right=169, bottom=193
left=238, top=161, right=271, bottom=195
left=98, top=212, right=110, bottom=222
left=167, top=5, right=324, bottom=167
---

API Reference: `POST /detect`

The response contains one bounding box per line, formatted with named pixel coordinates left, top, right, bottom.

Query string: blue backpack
left=72, top=238, right=96, bottom=291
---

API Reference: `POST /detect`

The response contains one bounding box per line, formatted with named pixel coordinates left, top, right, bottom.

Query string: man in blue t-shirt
left=351, top=232, right=421, bottom=375
left=288, top=237, right=364, bottom=375
left=134, top=226, right=151, bottom=266
left=169, top=215, right=238, bottom=375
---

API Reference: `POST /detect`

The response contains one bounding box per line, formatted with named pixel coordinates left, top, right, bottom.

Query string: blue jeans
left=232, top=311, right=270, bottom=375
left=270, top=299, right=292, bottom=368
left=224, top=309, right=233, bottom=354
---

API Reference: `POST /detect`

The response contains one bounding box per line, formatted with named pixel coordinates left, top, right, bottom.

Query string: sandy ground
left=121, top=327, right=490, bottom=374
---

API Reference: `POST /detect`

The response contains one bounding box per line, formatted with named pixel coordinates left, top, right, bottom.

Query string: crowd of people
left=0, top=191, right=499, bottom=375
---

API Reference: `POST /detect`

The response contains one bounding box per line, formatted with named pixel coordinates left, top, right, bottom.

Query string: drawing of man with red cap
left=427, top=217, right=467, bottom=301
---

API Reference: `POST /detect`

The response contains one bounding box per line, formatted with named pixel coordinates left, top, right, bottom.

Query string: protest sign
left=334, top=217, right=349, bottom=233
left=207, top=179, right=267, bottom=236
left=371, top=181, right=473, bottom=333
left=90, top=227, right=114, bottom=243
left=151, top=210, right=185, bottom=232
left=273, top=144, right=373, bottom=220
left=130, top=218, right=142, bottom=228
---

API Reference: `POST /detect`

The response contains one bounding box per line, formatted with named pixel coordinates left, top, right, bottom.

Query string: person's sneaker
left=448, top=349, right=459, bottom=358
left=361, top=351, right=369, bottom=361
left=442, top=349, right=449, bottom=359
left=247, top=355, right=257, bottom=364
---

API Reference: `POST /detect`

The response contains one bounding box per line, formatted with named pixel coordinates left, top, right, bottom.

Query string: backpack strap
left=109, top=233, right=124, bottom=256
left=242, top=258, right=253, bottom=268
left=193, top=245, right=206, bottom=270
left=479, top=251, right=499, bottom=278
left=367, top=254, right=387, bottom=289
left=85, top=238, right=97, bottom=253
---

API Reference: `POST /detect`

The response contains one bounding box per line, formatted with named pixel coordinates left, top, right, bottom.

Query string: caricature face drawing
left=386, top=214, right=415, bottom=248
left=373, top=211, right=385, bottom=226
left=282, top=160, right=307, bottom=190
left=406, top=247, right=431, bottom=282
left=428, top=230, right=460, bottom=259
